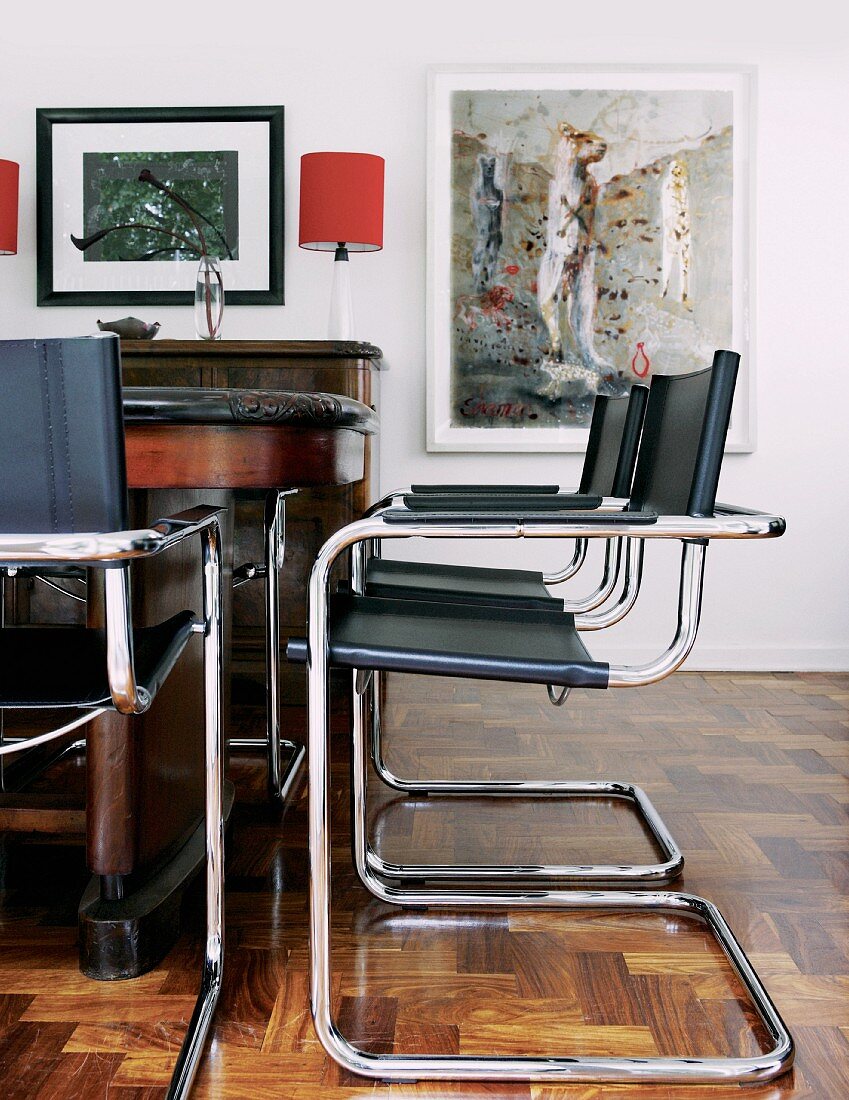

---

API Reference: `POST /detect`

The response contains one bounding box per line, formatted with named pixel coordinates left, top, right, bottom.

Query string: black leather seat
left=287, top=595, right=607, bottom=687
left=364, top=559, right=559, bottom=610
left=0, top=612, right=196, bottom=708
left=290, top=362, right=736, bottom=690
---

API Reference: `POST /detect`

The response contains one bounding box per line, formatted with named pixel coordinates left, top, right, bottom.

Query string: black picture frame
left=36, top=105, right=284, bottom=306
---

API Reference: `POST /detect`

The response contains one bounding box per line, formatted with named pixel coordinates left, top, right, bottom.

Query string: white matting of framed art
left=427, top=65, right=755, bottom=452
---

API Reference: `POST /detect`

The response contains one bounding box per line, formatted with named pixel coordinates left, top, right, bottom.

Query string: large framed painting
left=427, top=67, right=754, bottom=452
left=36, top=105, right=284, bottom=306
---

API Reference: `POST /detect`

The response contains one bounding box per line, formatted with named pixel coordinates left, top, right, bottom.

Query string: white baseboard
left=595, top=646, right=849, bottom=672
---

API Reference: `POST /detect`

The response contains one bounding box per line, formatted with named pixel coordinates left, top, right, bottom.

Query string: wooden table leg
left=78, top=489, right=233, bottom=980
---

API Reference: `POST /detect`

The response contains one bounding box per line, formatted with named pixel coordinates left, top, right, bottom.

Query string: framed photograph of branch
left=427, top=67, right=754, bottom=452
left=36, top=105, right=284, bottom=306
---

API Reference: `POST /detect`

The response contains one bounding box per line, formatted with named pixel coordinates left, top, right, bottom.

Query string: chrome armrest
left=361, top=493, right=629, bottom=588
left=0, top=506, right=225, bottom=568
left=314, top=506, right=784, bottom=692
left=366, top=491, right=628, bottom=519
left=0, top=507, right=224, bottom=716
left=138, top=505, right=226, bottom=555
left=105, top=507, right=224, bottom=715
left=367, top=509, right=784, bottom=540
left=348, top=504, right=782, bottom=614
left=715, top=502, right=781, bottom=518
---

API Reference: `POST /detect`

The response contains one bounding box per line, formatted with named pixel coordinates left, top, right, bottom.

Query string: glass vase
left=194, top=255, right=224, bottom=340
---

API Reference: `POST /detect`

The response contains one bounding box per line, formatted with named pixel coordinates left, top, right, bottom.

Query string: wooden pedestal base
left=78, top=780, right=235, bottom=981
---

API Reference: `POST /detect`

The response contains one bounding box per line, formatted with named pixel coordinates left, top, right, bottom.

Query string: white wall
left=2, top=1, right=847, bottom=668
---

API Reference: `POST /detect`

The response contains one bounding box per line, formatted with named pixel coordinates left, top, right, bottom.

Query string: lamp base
left=328, top=245, right=355, bottom=341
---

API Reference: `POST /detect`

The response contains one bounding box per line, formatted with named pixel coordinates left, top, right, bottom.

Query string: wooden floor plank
left=0, top=671, right=846, bottom=1097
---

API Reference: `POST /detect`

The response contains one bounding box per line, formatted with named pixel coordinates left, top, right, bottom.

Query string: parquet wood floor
left=0, top=671, right=847, bottom=1098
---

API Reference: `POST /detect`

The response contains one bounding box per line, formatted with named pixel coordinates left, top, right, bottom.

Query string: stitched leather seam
left=40, top=343, right=59, bottom=532
left=55, top=342, right=75, bottom=530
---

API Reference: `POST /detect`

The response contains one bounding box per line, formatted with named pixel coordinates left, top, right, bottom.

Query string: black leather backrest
left=579, top=384, right=649, bottom=498
left=629, top=349, right=740, bottom=518
left=0, top=336, right=128, bottom=534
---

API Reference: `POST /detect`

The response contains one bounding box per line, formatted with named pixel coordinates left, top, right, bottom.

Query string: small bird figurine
left=97, top=317, right=161, bottom=340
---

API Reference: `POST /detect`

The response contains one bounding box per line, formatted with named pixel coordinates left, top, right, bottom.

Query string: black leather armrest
left=382, top=508, right=658, bottom=526
left=409, top=483, right=560, bottom=495
left=401, top=493, right=603, bottom=512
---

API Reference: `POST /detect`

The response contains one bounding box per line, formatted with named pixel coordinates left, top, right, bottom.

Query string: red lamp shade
left=0, top=159, right=19, bottom=256
left=299, top=152, right=384, bottom=252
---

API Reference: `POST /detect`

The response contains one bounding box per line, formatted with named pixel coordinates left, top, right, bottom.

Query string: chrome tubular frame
left=352, top=531, right=680, bottom=886
left=306, top=513, right=793, bottom=1084
left=344, top=693, right=792, bottom=1084
left=0, top=506, right=227, bottom=566
left=576, top=537, right=644, bottom=631
left=228, top=490, right=305, bottom=802
left=358, top=692, right=683, bottom=885
left=166, top=517, right=224, bottom=1100
left=608, top=541, right=705, bottom=687
left=106, top=566, right=151, bottom=715
left=0, top=508, right=226, bottom=1100
left=264, top=491, right=306, bottom=801
left=0, top=707, right=107, bottom=757
left=541, top=537, right=587, bottom=584
left=561, top=536, right=623, bottom=613
left=35, top=573, right=87, bottom=602
left=0, top=569, right=5, bottom=780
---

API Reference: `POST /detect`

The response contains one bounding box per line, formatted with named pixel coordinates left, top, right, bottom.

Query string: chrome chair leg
left=230, top=490, right=305, bottom=802
left=0, top=568, right=5, bottom=788
left=302, top=637, right=794, bottom=1085
left=166, top=520, right=225, bottom=1100
left=362, top=670, right=683, bottom=885
left=306, top=515, right=793, bottom=1085
left=264, top=490, right=304, bottom=801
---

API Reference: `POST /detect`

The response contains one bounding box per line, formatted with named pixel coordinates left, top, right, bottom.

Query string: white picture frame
left=427, top=65, right=755, bottom=452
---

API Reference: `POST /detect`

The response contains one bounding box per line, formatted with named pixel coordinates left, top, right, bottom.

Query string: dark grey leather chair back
left=579, top=385, right=649, bottom=499
left=0, top=336, right=128, bottom=534
left=630, top=349, right=739, bottom=519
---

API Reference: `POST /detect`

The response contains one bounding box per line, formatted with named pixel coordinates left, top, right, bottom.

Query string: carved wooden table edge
left=123, top=386, right=379, bottom=433
left=120, top=337, right=386, bottom=365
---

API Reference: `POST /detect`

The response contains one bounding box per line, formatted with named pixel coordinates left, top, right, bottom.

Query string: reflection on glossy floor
left=0, top=672, right=847, bottom=1098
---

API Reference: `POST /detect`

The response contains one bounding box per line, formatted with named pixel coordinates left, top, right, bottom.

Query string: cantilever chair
left=366, top=383, right=649, bottom=607
left=288, top=349, right=794, bottom=1085
left=357, top=383, right=684, bottom=886
left=0, top=337, right=224, bottom=1100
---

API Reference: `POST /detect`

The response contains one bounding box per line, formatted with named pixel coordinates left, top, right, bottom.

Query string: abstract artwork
left=36, top=106, right=284, bottom=305
left=428, top=68, right=753, bottom=451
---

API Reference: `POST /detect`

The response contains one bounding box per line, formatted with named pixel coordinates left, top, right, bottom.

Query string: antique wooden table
left=121, top=340, right=383, bottom=707
left=1, top=340, right=382, bottom=979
